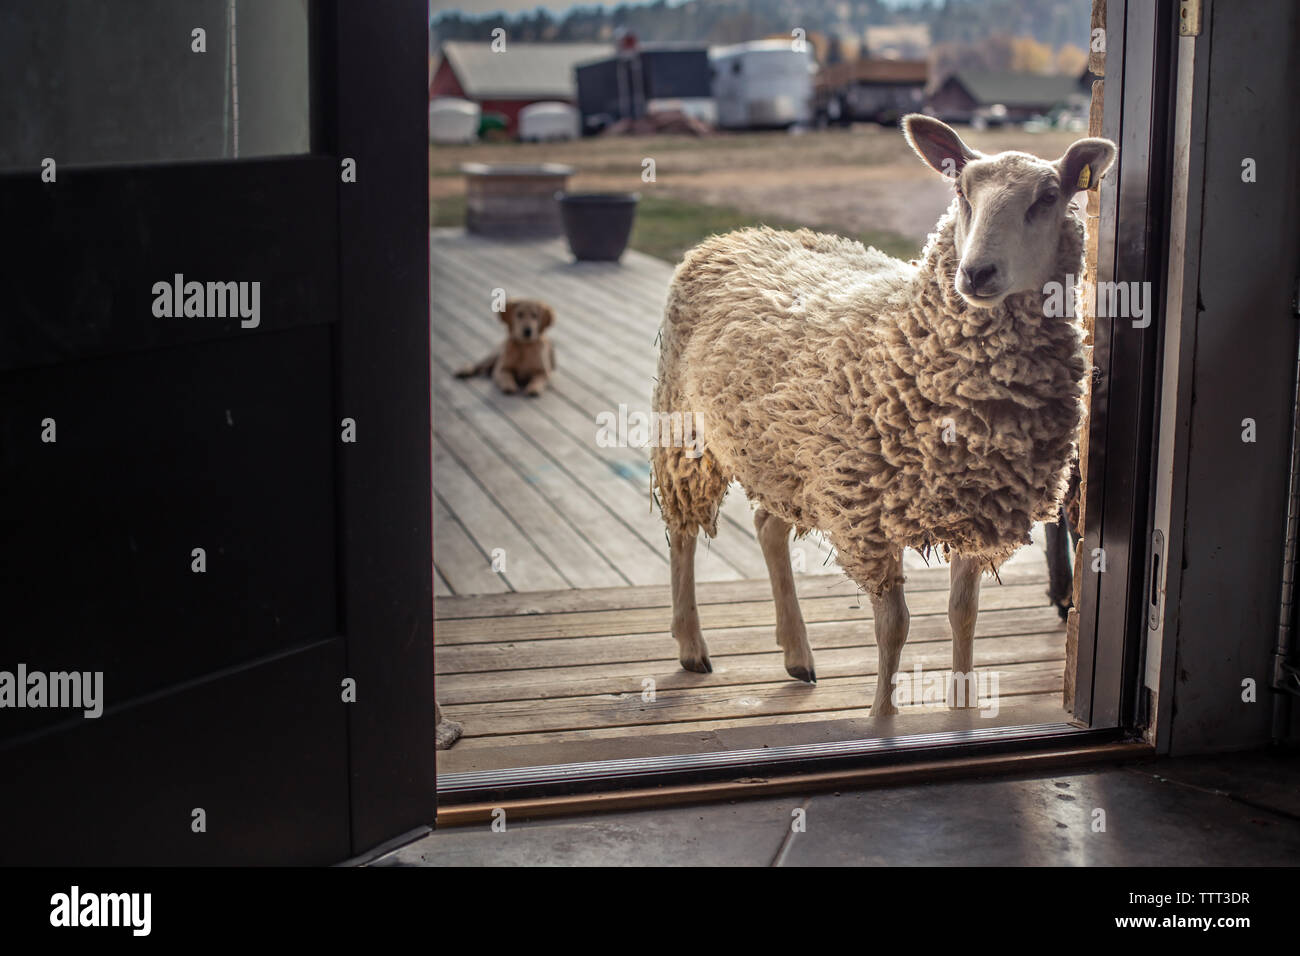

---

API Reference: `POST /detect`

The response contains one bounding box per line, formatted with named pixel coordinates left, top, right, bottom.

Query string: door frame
left=1072, top=0, right=1174, bottom=733
left=316, top=0, right=435, bottom=855
left=430, top=1, right=1177, bottom=807
left=1141, top=0, right=1300, bottom=753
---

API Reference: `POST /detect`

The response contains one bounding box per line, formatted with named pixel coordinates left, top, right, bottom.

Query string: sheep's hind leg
left=671, top=530, right=711, bottom=673
left=655, top=427, right=727, bottom=676
left=754, top=508, right=815, bottom=683
left=947, top=554, right=983, bottom=709
left=869, top=555, right=910, bottom=717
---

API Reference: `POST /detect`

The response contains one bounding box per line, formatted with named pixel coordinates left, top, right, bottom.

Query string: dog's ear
left=498, top=300, right=516, bottom=325
left=539, top=303, right=555, bottom=331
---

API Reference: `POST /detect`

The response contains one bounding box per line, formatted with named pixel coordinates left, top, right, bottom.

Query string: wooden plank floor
left=433, top=228, right=787, bottom=595
left=436, top=562, right=1067, bottom=751
left=431, top=229, right=1068, bottom=753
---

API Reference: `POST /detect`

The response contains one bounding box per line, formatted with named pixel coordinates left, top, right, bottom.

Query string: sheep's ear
left=1056, top=138, right=1117, bottom=193
left=498, top=300, right=516, bottom=324
left=539, top=304, right=555, bottom=331
left=902, top=114, right=979, bottom=180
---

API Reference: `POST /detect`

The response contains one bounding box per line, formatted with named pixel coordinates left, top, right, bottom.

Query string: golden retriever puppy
left=455, top=298, right=556, bottom=396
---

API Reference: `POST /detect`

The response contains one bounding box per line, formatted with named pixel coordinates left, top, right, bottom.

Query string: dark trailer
left=575, top=42, right=711, bottom=134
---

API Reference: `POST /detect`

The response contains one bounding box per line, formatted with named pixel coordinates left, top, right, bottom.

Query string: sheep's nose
left=962, top=263, right=999, bottom=294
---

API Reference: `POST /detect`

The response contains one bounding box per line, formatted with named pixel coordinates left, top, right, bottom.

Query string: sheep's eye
left=1027, top=191, right=1059, bottom=220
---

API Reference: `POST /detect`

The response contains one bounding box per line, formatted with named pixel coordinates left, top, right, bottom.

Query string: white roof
left=442, top=41, right=614, bottom=100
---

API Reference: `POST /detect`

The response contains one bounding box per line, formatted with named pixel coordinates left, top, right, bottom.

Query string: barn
left=926, top=69, right=1087, bottom=124
left=429, top=40, right=613, bottom=135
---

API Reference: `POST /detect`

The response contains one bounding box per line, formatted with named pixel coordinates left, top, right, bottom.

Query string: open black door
left=0, top=0, right=432, bottom=865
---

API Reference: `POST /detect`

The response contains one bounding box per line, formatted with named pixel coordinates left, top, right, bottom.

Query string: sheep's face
left=902, top=114, right=1116, bottom=310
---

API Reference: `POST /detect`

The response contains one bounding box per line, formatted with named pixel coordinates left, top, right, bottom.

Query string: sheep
left=650, top=115, right=1116, bottom=716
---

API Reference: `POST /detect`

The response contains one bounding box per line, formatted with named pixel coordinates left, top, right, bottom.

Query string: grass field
left=430, top=124, right=1080, bottom=265
left=431, top=191, right=920, bottom=264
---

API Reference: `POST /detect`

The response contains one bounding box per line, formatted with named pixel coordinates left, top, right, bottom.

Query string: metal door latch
left=1148, top=529, right=1165, bottom=630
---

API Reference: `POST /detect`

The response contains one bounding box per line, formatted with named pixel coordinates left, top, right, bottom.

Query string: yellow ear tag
left=1077, top=166, right=1091, bottom=190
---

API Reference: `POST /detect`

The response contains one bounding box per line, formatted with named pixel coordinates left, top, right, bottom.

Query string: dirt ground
left=430, top=125, right=1081, bottom=243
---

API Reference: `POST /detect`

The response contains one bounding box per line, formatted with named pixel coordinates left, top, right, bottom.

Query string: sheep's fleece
left=651, top=201, right=1088, bottom=596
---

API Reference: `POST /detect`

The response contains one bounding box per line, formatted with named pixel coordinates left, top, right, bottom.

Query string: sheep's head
left=902, top=114, right=1116, bottom=309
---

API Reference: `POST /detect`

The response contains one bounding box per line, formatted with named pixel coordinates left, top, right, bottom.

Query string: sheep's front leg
left=947, top=554, right=983, bottom=708
left=754, top=508, right=815, bottom=682
left=870, top=560, right=910, bottom=716
left=671, top=530, right=711, bottom=673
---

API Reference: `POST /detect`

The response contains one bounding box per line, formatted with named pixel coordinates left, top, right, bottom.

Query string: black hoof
left=787, top=665, right=817, bottom=684
left=681, top=656, right=713, bottom=674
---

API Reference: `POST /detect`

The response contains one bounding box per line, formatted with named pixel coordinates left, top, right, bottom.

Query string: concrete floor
left=375, top=751, right=1300, bottom=866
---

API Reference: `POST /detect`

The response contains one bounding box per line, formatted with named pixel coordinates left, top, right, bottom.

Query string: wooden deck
left=435, top=562, right=1068, bottom=764
left=431, top=229, right=1067, bottom=758
left=430, top=228, right=835, bottom=595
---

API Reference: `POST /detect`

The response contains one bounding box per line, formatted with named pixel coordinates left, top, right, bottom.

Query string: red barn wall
left=428, top=60, right=566, bottom=135
left=429, top=59, right=466, bottom=99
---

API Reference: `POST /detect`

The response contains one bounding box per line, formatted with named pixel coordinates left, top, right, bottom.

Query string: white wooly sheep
left=650, top=115, right=1116, bottom=715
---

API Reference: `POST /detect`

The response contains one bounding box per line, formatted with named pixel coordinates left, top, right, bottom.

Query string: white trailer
left=710, top=40, right=815, bottom=129
left=428, top=97, right=480, bottom=144
left=518, top=101, right=581, bottom=142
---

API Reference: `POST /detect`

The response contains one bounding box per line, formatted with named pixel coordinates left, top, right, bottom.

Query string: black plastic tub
left=556, top=192, right=640, bottom=262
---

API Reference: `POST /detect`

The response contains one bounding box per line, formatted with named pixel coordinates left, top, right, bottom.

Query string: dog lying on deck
left=455, top=298, right=556, bottom=397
